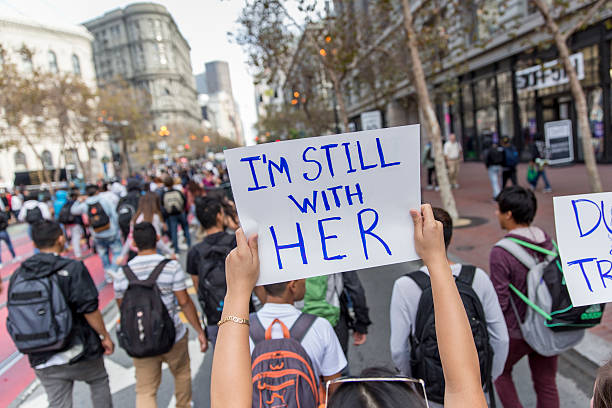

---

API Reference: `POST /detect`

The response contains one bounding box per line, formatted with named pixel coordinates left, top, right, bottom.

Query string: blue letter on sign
left=357, top=208, right=391, bottom=260
left=318, top=217, right=347, bottom=261
left=240, top=156, right=267, bottom=191
left=302, top=146, right=322, bottom=181
left=268, top=156, right=292, bottom=187
left=269, top=223, right=308, bottom=270
left=567, top=257, right=597, bottom=292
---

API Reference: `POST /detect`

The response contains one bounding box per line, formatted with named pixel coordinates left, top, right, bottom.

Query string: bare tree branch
left=563, top=0, right=608, bottom=41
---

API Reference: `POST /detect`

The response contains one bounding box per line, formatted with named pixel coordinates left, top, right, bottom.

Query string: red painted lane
left=0, top=242, right=115, bottom=407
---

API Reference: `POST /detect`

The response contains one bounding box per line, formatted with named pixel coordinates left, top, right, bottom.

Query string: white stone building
left=0, top=16, right=113, bottom=189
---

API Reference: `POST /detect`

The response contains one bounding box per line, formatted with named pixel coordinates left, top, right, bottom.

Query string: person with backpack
left=490, top=186, right=559, bottom=408
left=161, top=176, right=192, bottom=253
left=57, top=191, right=85, bottom=259
left=501, top=136, right=519, bottom=188
left=211, top=207, right=491, bottom=408
left=113, top=222, right=206, bottom=408
left=19, top=193, right=52, bottom=254
left=390, top=207, right=509, bottom=407
left=71, top=184, right=122, bottom=283
left=528, top=142, right=552, bottom=193
left=0, top=208, right=16, bottom=268
left=116, top=178, right=143, bottom=241
left=6, top=220, right=114, bottom=408
left=250, top=279, right=347, bottom=407
left=484, top=140, right=506, bottom=200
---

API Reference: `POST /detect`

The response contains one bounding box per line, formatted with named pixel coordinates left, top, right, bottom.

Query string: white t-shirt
left=249, top=303, right=347, bottom=380
left=443, top=141, right=462, bottom=160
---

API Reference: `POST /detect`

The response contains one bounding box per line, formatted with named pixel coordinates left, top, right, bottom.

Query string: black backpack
left=87, top=202, right=111, bottom=233
left=117, top=259, right=175, bottom=358
left=6, top=266, right=73, bottom=354
left=0, top=211, right=9, bottom=230
left=489, top=146, right=505, bottom=166
left=58, top=203, right=76, bottom=224
left=117, top=198, right=137, bottom=233
left=25, top=206, right=43, bottom=224
left=408, top=266, right=495, bottom=406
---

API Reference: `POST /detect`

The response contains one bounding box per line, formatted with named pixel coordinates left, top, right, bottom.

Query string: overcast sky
left=0, top=0, right=258, bottom=144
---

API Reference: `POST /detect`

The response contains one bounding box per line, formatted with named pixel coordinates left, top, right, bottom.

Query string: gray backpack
left=496, top=239, right=584, bottom=356
left=6, top=268, right=73, bottom=354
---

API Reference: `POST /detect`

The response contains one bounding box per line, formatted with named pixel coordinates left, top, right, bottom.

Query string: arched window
left=48, top=51, right=58, bottom=73
left=14, top=151, right=27, bottom=170
left=89, top=147, right=97, bottom=159
left=65, top=149, right=77, bottom=165
left=42, top=150, right=53, bottom=169
left=21, top=52, right=32, bottom=73
left=72, top=54, right=81, bottom=76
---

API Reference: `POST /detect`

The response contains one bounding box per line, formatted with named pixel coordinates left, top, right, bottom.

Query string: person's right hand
left=411, top=204, right=447, bottom=267
left=101, top=335, right=115, bottom=355
left=225, top=228, right=259, bottom=300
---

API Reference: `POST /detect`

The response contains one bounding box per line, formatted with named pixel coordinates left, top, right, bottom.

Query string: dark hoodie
left=489, top=226, right=554, bottom=339
left=12, top=253, right=103, bottom=367
left=186, top=231, right=236, bottom=325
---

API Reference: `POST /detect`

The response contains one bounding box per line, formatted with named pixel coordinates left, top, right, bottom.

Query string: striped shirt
left=113, top=254, right=187, bottom=343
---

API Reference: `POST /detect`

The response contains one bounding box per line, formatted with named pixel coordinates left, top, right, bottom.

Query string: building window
left=14, top=151, right=27, bottom=170
left=42, top=150, right=53, bottom=169
left=48, top=51, right=58, bottom=73
left=89, top=147, right=98, bottom=160
left=157, top=43, right=168, bottom=66
left=497, top=71, right=514, bottom=140
left=21, top=51, right=33, bottom=73
left=72, top=54, right=81, bottom=76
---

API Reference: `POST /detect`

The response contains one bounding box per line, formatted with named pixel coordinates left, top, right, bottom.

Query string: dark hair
left=496, top=186, right=537, bottom=225
left=328, top=367, right=427, bottom=408
left=85, top=184, right=98, bottom=197
left=134, top=192, right=163, bottom=224
left=432, top=207, right=452, bottom=249
left=593, top=359, right=612, bottom=408
left=32, top=220, right=63, bottom=249
left=264, top=282, right=288, bottom=297
left=195, top=196, right=223, bottom=229
left=163, top=176, right=174, bottom=188
left=133, top=222, right=157, bottom=250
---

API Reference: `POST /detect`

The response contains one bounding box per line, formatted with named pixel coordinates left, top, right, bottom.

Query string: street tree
left=529, top=0, right=608, bottom=193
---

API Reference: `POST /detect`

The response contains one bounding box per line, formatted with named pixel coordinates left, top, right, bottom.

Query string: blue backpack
left=504, top=147, right=519, bottom=167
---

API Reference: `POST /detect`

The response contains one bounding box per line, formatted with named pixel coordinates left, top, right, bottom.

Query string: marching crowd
left=1, top=158, right=610, bottom=408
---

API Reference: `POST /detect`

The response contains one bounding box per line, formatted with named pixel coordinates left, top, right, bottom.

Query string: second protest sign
left=225, top=125, right=421, bottom=285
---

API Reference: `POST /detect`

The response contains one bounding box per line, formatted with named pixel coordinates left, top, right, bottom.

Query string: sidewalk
left=423, top=161, right=612, bottom=366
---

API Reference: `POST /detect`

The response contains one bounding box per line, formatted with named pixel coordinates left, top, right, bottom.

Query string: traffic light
left=184, top=143, right=190, bottom=150
left=158, top=126, right=170, bottom=137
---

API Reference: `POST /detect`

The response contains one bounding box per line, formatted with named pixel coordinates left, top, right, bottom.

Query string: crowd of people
left=1, top=156, right=610, bottom=408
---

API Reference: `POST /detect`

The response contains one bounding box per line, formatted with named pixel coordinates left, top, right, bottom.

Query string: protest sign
left=554, top=192, right=612, bottom=306
left=225, top=125, right=421, bottom=285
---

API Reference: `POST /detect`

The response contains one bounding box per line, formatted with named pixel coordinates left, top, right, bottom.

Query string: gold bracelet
left=217, top=315, right=250, bottom=327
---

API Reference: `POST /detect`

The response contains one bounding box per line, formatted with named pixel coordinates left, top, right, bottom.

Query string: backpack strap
left=456, top=265, right=477, bottom=286
left=144, top=259, right=172, bottom=285
left=121, top=264, right=139, bottom=283
left=289, top=313, right=317, bottom=343
left=494, top=238, right=538, bottom=270
left=405, top=271, right=431, bottom=291
left=249, top=313, right=266, bottom=345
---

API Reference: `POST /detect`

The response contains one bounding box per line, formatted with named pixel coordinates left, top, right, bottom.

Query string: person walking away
left=484, top=141, right=506, bottom=200
left=489, top=186, right=559, bottom=408
left=113, top=222, right=207, bottom=408
left=117, top=178, right=143, bottom=242
left=6, top=220, right=114, bottom=408
left=501, top=136, right=519, bottom=188
left=0, top=208, right=17, bottom=267
left=423, top=141, right=437, bottom=190
left=250, top=279, right=347, bottom=406
left=443, top=133, right=463, bottom=188
left=57, top=191, right=85, bottom=259
left=161, top=176, right=192, bottom=253
left=99, top=182, right=120, bottom=209
left=19, top=193, right=52, bottom=254
left=11, top=190, right=23, bottom=220
left=71, top=184, right=122, bottom=283
left=390, top=207, right=509, bottom=407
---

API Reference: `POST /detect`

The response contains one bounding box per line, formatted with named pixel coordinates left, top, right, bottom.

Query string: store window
left=461, top=83, right=477, bottom=159
left=474, top=76, right=497, bottom=149
left=586, top=87, right=604, bottom=160
left=497, top=71, right=514, bottom=140
left=581, top=45, right=599, bottom=87
left=42, top=150, right=53, bottom=169
left=14, top=151, right=27, bottom=170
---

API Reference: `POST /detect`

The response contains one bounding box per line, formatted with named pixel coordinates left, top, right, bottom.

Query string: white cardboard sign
left=225, top=125, right=421, bottom=285
left=553, top=192, right=612, bottom=307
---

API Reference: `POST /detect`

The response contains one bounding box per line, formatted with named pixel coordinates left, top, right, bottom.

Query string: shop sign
left=361, top=110, right=383, bottom=130
left=516, top=53, right=584, bottom=92
left=545, top=119, right=574, bottom=165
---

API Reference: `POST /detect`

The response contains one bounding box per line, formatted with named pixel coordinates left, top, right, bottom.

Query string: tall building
left=83, top=2, right=201, bottom=134
left=195, top=61, right=245, bottom=145
left=0, top=16, right=113, bottom=188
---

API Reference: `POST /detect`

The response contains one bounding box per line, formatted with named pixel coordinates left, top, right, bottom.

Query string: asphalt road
left=17, top=260, right=590, bottom=407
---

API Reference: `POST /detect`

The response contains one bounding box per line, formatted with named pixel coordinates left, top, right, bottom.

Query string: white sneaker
left=434, top=186, right=440, bottom=192
left=0, top=263, right=3, bottom=269
left=543, top=188, right=552, bottom=193
left=426, top=185, right=434, bottom=190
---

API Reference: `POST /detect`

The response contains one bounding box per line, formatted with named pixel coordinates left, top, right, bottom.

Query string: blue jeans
left=530, top=169, right=551, bottom=190
left=167, top=213, right=191, bottom=252
left=487, top=165, right=502, bottom=199
left=94, top=235, right=122, bottom=277
left=0, top=230, right=16, bottom=263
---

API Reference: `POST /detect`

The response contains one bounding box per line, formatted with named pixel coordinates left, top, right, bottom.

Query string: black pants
left=427, top=167, right=437, bottom=186
left=502, top=168, right=517, bottom=188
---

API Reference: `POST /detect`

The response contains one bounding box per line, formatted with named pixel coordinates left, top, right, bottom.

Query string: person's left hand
left=353, top=332, right=367, bottom=346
